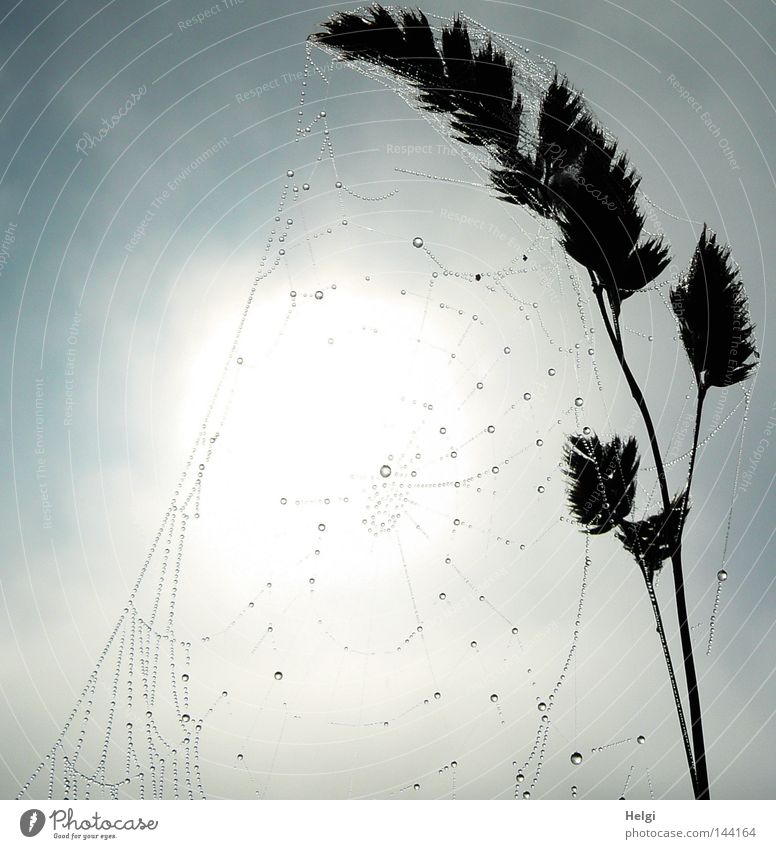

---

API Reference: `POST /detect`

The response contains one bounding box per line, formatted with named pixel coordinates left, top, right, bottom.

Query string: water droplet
left=538, top=702, right=546, bottom=711
left=318, top=523, right=326, bottom=531
left=523, top=791, right=531, bottom=799
left=286, top=170, right=294, bottom=177
left=574, top=397, right=584, bottom=407
left=470, top=641, right=477, bottom=648
left=380, top=464, right=392, bottom=478
left=412, top=237, right=424, bottom=248
left=237, top=753, right=244, bottom=761
left=536, top=438, right=543, bottom=446
left=490, top=693, right=498, bottom=703
left=274, top=671, right=283, bottom=680
left=570, top=751, right=583, bottom=765
left=516, top=772, right=524, bottom=784
left=637, top=735, right=646, bottom=745
left=181, top=673, right=189, bottom=682
left=548, top=368, right=556, bottom=376
left=523, top=392, right=532, bottom=401
left=537, top=485, right=545, bottom=494
left=439, top=592, right=446, bottom=600
left=491, top=466, right=499, bottom=475
left=413, top=783, right=420, bottom=791
left=717, top=569, right=727, bottom=582
left=182, top=714, right=190, bottom=723
left=335, top=180, right=342, bottom=188
left=314, top=290, right=324, bottom=300
left=434, top=692, right=441, bottom=700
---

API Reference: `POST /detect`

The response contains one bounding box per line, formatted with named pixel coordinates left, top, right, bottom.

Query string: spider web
left=15, top=15, right=746, bottom=802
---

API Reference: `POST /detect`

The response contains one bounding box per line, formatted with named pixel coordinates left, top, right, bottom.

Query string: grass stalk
left=591, top=273, right=709, bottom=799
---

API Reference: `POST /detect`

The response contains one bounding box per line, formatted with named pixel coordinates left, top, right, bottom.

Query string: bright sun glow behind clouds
left=181, top=269, right=499, bottom=598
left=108, top=89, right=619, bottom=794
left=164, top=253, right=564, bottom=795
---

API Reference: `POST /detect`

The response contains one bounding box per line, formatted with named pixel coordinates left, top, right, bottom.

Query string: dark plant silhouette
left=671, top=225, right=758, bottom=392
left=563, top=434, right=639, bottom=534
left=617, top=492, right=687, bottom=580
left=311, top=5, right=759, bottom=799
left=670, top=225, right=759, bottom=543
left=563, top=431, right=696, bottom=782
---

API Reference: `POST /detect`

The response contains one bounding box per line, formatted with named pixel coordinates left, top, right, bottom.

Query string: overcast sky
left=1, top=0, right=774, bottom=801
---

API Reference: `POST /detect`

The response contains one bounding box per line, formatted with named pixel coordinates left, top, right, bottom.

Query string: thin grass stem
left=676, top=385, right=710, bottom=798
left=591, top=272, right=708, bottom=799
left=642, top=568, right=697, bottom=793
